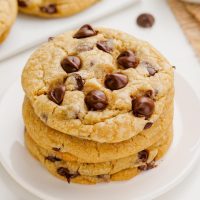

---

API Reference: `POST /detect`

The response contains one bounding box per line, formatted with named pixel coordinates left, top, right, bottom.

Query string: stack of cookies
left=21, top=24, right=174, bottom=184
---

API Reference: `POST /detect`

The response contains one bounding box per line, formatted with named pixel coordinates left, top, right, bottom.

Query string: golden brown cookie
left=22, top=25, right=174, bottom=143
left=18, top=0, right=98, bottom=18
left=23, top=91, right=174, bottom=163
left=0, top=0, right=17, bottom=43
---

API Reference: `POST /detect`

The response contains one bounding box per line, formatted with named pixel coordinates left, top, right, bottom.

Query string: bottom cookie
left=25, top=127, right=173, bottom=184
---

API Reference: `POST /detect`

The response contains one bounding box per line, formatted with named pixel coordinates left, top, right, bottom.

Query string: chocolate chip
left=73, top=24, right=97, bottom=39
left=117, top=50, right=139, bottom=69
left=138, top=161, right=157, bottom=171
left=147, top=66, right=157, bottom=76
left=48, top=85, right=65, bottom=105
left=57, top=167, right=79, bottom=183
left=142, top=62, right=158, bottom=76
left=74, top=74, right=84, bottom=90
left=96, top=40, right=113, bottom=53
left=61, top=56, right=81, bottom=73
left=138, top=150, right=149, bottom=162
left=105, top=73, right=128, bottom=90
left=85, top=90, right=108, bottom=111
left=97, top=174, right=110, bottom=182
left=45, top=156, right=61, bottom=162
left=40, top=4, right=57, bottom=14
left=52, top=147, right=61, bottom=152
left=172, top=66, right=176, bottom=69
left=48, top=37, right=54, bottom=41
left=137, top=13, right=155, bottom=28
left=65, top=74, right=84, bottom=91
left=144, top=122, right=153, bottom=129
left=18, top=0, right=27, bottom=7
left=132, top=96, right=155, bottom=119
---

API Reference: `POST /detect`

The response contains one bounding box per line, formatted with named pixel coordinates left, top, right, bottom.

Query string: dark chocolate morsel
left=48, top=85, right=65, bottom=105
left=40, top=4, right=57, bottom=14
left=61, top=56, right=81, bottom=73
left=132, top=96, right=155, bottom=118
left=105, top=73, right=128, bottom=90
left=137, top=13, right=155, bottom=28
left=73, top=24, right=97, bottom=39
left=85, top=90, right=108, bottom=111
left=117, top=50, right=139, bottom=69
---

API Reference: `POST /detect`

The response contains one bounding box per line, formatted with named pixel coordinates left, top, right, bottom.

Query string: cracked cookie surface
left=23, top=93, right=173, bottom=163
left=0, top=0, right=17, bottom=43
left=22, top=25, right=174, bottom=143
left=25, top=127, right=173, bottom=184
left=18, top=0, right=98, bottom=18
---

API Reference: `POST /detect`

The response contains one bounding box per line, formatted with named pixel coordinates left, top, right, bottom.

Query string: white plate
left=0, top=72, right=200, bottom=200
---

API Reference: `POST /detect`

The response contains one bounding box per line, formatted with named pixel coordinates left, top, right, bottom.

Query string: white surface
left=0, top=71, right=200, bottom=200
left=0, top=0, right=200, bottom=199
left=0, top=0, right=138, bottom=62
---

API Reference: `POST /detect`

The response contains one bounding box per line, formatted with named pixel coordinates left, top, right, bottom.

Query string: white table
left=0, top=0, right=200, bottom=199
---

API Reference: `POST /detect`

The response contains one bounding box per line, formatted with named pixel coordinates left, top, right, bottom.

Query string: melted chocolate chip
left=40, top=4, right=57, bottom=14
left=65, top=74, right=84, bottom=91
left=142, top=62, right=158, bottom=76
left=137, top=13, right=155, bottom=28
left=61, top=56, right=81, bottom=73
left=105, top=73, right=128, bottom=90
left=18, top=0, right=27, bottom=7
left=138, top=161, right=157, bottom=171
left=57, top=167, right=79, bottom=183
left=45, top=156, right=61, bottom=162
left=132, top=96, right=155, bottom=119
left=85, top=90, right=108, bottom=111
left=52, top=147, right=61, bottom=152
left=97, top=174, right=110, bottom=182
left=96, top=40, right=113, bottom=53
left=138, top=150, right=149, bottom=162
left=48, top=37, right=54, bottom=41
left=147, top=66, right=157, bottom=76
left=117, top=50, right=139, bottom=69
left=73, top=24, right=97, bottom=39
left=144, top=122, right=153, bottom=129
left=74, top=74, right=84, bottom=90
left=48, top=85, right=65, bottom=105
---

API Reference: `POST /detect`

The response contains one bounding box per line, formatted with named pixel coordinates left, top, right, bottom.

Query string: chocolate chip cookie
left=18, top=0, right=98, bottom=18
left=0, top=0, right=17, bottom=43
left=23, top=94, right=174, bottom=163
left=22, top=25, right=174, bottom=143
left=25, top=126, right=173, bottom=184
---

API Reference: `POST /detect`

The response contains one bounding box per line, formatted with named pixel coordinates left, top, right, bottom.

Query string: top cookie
left=18, top=0, right=98, bottom=18
left=22, top=25, right=174, bottom=143
left=0, top=0, right=17, bottom=43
